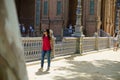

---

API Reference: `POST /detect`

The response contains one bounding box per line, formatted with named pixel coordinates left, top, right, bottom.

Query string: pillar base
left=72, top=32, right=83, bottom=37
left=72, top=24, right=84, bottom=37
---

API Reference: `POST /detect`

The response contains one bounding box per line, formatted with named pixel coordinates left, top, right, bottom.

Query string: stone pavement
left=26, top=49, right=120, bottom=80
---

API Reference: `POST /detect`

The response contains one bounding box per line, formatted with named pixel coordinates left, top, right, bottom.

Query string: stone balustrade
left=83, top=37, right=96, bottom=52
left=55, top=37, right=76, bottom=56
left=22, top=37, right=114, bottom=62
left=98, top=37, right=110, bottom=49
left=22, top=37, right=42, bottom=62
left=82, top=37, right=113, bottom=52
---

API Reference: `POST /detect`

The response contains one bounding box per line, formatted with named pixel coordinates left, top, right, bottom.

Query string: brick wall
left=83, top=0, right=98, bottom=36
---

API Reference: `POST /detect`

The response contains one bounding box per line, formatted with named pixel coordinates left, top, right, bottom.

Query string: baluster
left=31, top=40, right=33, bottom=49
left=27, top=51, right=29, bottom=60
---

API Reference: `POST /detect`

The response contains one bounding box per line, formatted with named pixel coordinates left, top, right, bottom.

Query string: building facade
left=83, top=0, right=116, bottom=36
left=15, top=0, right=69, bottom=38
left=101, top=0, right=116, bottom=36
left=15, top=0, right=117, bottom=37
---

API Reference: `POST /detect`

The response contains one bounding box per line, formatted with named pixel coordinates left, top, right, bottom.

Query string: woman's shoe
left=46, top=67, right=50, bottom=71
left=39, top=68, right=43, bottom=72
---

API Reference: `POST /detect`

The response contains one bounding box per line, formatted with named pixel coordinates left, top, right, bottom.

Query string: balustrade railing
left=98, top=37, right=109, bottom=49
left=22, top=37, right=114, bottom=62
left=109, top=37, right=114, bottom=48
left=83, top=37, right=96, bottom=52
left=60, top=37, right=76, bottom=55
left=22, top=37, right=42, bottom=62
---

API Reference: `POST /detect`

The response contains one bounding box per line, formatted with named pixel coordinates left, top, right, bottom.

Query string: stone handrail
left=22, top=37, right=114, bottom=62
left=83, top=37, right=96, bottom=52
left=22, top=37, right=42, bottom=62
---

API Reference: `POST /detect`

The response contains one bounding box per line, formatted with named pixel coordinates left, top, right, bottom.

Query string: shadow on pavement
left=53, top=60, right=120, bottom=80
left=35, top=70, right=50, bottom=75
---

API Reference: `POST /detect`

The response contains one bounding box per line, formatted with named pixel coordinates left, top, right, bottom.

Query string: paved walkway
left=26, top=49, right=120, bottom=80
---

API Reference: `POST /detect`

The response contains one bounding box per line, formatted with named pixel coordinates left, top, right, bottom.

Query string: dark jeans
left=41, top=50, right=51, bottom=68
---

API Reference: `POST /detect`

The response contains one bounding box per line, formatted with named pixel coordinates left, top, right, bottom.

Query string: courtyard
left=27, top=49, right=120, bottom=80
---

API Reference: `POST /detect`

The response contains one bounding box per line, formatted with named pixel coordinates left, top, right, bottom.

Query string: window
left=90, top=0, right=94, bottom=15
left=35, top=0, right=40, bottom=26
left=44, top=1, right=48, bottom=15
left=57, top=1, right=62, bottom=15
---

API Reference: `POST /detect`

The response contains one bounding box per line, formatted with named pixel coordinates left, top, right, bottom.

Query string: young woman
left=113, top=33, right=119, bottom=51
left=39, top=29, right=53, bottom=71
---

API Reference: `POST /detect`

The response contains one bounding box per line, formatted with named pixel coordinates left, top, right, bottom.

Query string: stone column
left=72, top=0, right=84, bottom=37
left=115, top=10, right=120, bottom=33
left=0, top=0, right=28, bottom=80
left=96, top=16, right=101, bottom=36
left=96, top=0, right=102, bottom=36
left=72, top=0, right=84, bottom=54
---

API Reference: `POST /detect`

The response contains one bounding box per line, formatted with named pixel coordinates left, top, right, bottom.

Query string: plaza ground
left=26, top=49, right=120, bottom=80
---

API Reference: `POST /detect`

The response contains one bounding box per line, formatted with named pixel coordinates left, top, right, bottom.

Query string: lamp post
left=115, top=10, right=120, bottom=33
left=72, top=0, right=84, bottom=54
left=72, top=0, right=84, bottom=37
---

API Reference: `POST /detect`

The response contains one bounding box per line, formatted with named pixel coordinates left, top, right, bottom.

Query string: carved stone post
left=72, top=0, right=84, bottom=37
left=96, top=0, right=102, bottom=36
left=96, top=16, right=101, bottom=36
left=72, top=0, right=84, bottom=54
left=0, top=0, right=28, bottom=80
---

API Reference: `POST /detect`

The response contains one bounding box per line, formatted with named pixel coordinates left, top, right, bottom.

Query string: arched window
left=35, top=0, right=40, bottom=26
left=90, top=0, right=94, bottom=15
left=57, top=0, right=62, bottom=15
left=44, top=0, right=48, bottom=15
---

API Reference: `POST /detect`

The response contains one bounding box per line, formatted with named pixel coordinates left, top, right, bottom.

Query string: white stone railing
left=22, top=37, right=114, bottom=62
left=83, top=37, right=96, bottom=52
left=22, top=37, right=42, bottom=62
left=109, top=37, right=114, bottom=48
left=55, top=37, right=76, bottom=57
left=82, top=37, right=113, bottom=52
left=98, top=37, right=109, bottom=49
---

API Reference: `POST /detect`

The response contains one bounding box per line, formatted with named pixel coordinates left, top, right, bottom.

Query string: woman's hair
left=43, top=29, right=51, bottom=40
left=115, top=33, right=118, bottom=37
left=49, top=29, right=54, bottom=38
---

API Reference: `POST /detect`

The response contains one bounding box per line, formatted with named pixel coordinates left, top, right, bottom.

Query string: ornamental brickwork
left=15, top=0, right=116, bottom=37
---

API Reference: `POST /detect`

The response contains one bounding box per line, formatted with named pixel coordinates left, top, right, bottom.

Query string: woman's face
left=43, top=31, right=47, bottom=35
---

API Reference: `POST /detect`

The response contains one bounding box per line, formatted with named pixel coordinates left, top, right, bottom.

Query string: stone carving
left=0, top=0, right=28, bottom=80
